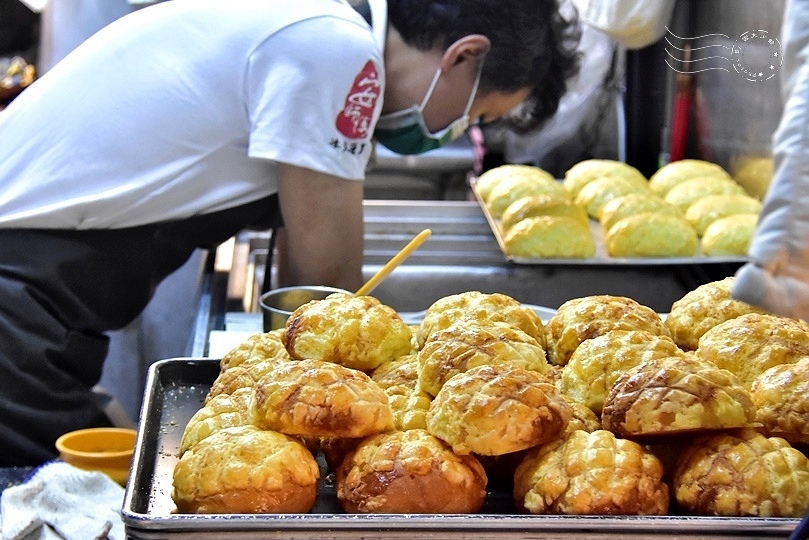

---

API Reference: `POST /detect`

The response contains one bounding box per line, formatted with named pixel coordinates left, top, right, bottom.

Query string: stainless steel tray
left=122, top=358, right=799, bottom=539
left=468, top=177, right=751, bottom=266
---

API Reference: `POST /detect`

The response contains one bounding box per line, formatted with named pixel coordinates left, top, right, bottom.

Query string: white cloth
left=571, top=0, right=675, bottom=49
left=732, top=0, right=809, bottom=320
left=0, top=462, right=125, bottom=540
left=0, top=0, right=382, bottom=230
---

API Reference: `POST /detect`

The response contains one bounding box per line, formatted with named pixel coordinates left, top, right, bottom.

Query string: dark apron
left=0, top=195, right=280, bottom=466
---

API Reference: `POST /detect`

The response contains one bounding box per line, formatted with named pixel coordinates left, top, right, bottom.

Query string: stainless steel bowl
left=259, top=285, right=350, bottom=331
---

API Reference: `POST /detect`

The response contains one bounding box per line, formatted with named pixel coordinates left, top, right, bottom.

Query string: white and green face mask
left=374, top=59, right=483, bottom=155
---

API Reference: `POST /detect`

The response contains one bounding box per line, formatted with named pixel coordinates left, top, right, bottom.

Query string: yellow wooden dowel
left=355, top=228, right=432, bottom=297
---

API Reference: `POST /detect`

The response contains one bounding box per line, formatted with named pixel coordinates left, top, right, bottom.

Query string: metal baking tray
left=468, top=177, right=751, bottom=266
left=123, top=358, right=799, bottom=538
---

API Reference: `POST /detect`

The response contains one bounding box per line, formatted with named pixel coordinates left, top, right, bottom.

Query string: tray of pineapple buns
left=470, top=158, right=764, bottom=264
left=123, top=278, right=808, bottom=538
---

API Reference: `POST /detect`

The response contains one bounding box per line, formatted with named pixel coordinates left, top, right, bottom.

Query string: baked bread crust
left=665, top=277, right=764, bottom=351
left=219, top=330, right=291, bottom=372
left=673, top=428, right=809, bottom=517
left=695, top=312, right=809, bottom=388
left=418, top=321, right=550, bottom=397
left=426, top=364, right=571, bottom=456
left=251, top=359, right=394, bottom=438
left=601, top=356, right=756, bottom=438
left=751, top=357, right=809, bottom=444
left=180, top=387, right=253, bottom=455
left=545, top=295, right=669, bottom=366
left=371, top=353, right=432, bottom=431
left=335, top=429, right=487, bottom=513
left=559, top=329, right=685, bottom=415
left=172, top=425, right=320, bottom=514
left=283, top=293, right=413, bottom=372
left=513, top=429, right=669, bottom=515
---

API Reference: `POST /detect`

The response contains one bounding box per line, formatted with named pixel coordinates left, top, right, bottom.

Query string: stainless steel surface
left=229, top=200, right=742, bottom=315
left=123, top=359, right=799, bottom=539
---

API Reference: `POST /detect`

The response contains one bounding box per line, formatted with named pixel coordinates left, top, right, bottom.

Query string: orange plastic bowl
left=55, top=427, right=137, bottom=485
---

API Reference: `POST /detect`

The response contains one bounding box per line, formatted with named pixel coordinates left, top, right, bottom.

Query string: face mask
left=374, top=59, right=483, bottom=155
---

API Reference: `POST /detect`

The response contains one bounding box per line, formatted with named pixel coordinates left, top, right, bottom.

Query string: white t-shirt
left=0, top=0, right=385, bottom=229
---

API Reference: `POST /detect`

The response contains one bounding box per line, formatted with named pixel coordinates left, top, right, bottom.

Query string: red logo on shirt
left=335, top=60, right=381, bottom=139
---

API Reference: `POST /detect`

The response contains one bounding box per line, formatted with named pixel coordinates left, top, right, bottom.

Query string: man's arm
left=274, top=162, right=365, bottom=292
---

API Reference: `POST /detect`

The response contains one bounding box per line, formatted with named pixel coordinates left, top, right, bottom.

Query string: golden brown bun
left=219, top=330, right=291, bottom=372
left=503, top=216, right=596, bottom=259
left=251, top=359, right=394, bottom=438
left=335, top=429, right=487, bottom=513
left=476, top=164, right=558, bottom=203
left=751, top=357, right=809, bottom=444
left=283, top=293, right=412, bottom=372
left=545, top=295, right=670, bottom=367
left=684, top=193, right=762, bottom=236
left=513, top=429, right=669, bottom=515
left=417, top=291, right=545, bottom=349
left=482, top=166, right=566, bottom=218
left=563, top=159, right=648, bottom=198
left=206, top=359, right=281, bottom=404
left=561, top=395, right=602, bottom=434
left=418, top=321, right=551, bottom=397
left=172, top=425, right=320, bottom=514
left=599, top=192, right=682, bottom=232
left=665, top=276, right=764, bottom=351
left=732, top=155, right=773, bottom=200
left=574, top=176, right=651, bottom=220
left=426, top=364, right=571, bottom=456
left=606, top=212, right=698, bottom=258
left=664, top=175, right=747, bottom=212
left=180, top=387, right=253, bottom=455
left=601, top=355, right=756, bottom=438
left=500, top=194, right=588, bottom=233
left=559, top=329, right=686, bottom=415
left=673, top=428, right=809, bottom=517
left=695, top=312, right=809, bottom=388
left=648, top=159, right=731, bottom=197
left=701, top=213, right=757, bottom=256
left=371, top=354, right=432, bottom=431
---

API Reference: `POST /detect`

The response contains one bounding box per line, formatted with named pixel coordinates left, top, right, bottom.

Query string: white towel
left=0, top=462, right=124, bottom=540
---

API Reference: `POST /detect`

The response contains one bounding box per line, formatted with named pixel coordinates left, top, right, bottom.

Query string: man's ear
left=439, top=34, right=491, bottom=70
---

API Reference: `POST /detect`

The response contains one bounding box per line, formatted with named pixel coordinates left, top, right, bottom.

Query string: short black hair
left=387, top=0, right=581, bottom=133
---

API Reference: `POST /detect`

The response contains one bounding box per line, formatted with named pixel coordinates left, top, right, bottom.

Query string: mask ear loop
left=462, top=58, right=485, bottom=117
left=417, top=67, right=445, bottom=110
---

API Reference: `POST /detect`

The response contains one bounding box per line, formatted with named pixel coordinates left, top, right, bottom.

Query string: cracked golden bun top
left=701, top=213, right=758, bottom=256
left=648, top=159, right=731, bottom=197
left=695, top=312, right=809, bottom=388
left=418, top=321, right=550, bottom=398
left=250, top=359, right=394, bottom=438
left=751, top=357, right=809, bottom=444
left=476, top=164, right=558, bottom=203
left=513, top=429, right=669, bottom=515
left=283, top=293, right=413, bottom=372
left=599, top=192, right=682, bottom=232
left=684, top=193, right=761, bottom=236
left=561, top=396, right=602, bottom=435
left=335, top=429, right=487, bottom=514
left=665, top=277, right=764, bottom=351
left=219, top=330, right=291, bottom=372
left=545, top=295, right=669, bottom=367
left=673, top=428, right=809, bottom=517
left=601, top=355, right=756, bottom=438
left=574, top=176, right=651, bottom=220
left=205, top=359, right=281, bottom=404
left=503, top=215, right=596, bottom=259
left=172, top=425, right=320, bottom=514
left=426, top=364, right=571, bottom=456
left=180, top=387, right=253, bottom=455
left=371, top=354, right=432, bottom=431
left=606, top=212, right=698, bottom=258
left=500, top=194, right=588, bottom=233
left=562, top=159, right=648, bottom=199
left=416, top=291, right=545, bottom=349
left=559, top=329, right=686, bottom=415
left=481, top=166, right=566, bottom=219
